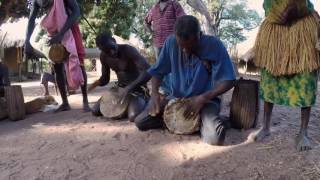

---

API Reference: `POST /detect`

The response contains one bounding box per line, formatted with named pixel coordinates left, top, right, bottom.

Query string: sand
left=0, top=72, right=319, bottom=180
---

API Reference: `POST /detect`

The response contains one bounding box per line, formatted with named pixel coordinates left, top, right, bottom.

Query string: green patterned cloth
left=263, top=0, right=314, bottom=16
left=260, top=69, right=318, bottom=107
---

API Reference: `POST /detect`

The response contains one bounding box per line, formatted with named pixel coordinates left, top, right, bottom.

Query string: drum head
left=164, top=99, right=200, bottom=135
left=48, top=44, right=69, bottom=63
left=100, top=87, right=130, bottom=119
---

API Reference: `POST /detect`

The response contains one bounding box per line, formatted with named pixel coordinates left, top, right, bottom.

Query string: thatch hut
left=0, top=18, right=46, bottom=81
left=238, top=48, right=259, bottom=74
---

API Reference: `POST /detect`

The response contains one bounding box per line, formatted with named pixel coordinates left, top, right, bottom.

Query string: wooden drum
left=163, top=98, right=200, bottom=135
left=48, top=44, right=69, bottom=63
left=100, top=87, right=131, bottom=119
left=4, top=85, right=25, bottom=121
left=230, top=78, right=259, bottom=130
left=0, top=97, right=7, bottom=120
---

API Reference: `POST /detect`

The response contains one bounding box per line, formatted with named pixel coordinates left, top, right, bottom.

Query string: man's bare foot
left=54, top=103, right=71, bottom=113
left=83, top=102, right=91, bottom=112
left=295, top=134, right=312, bottom=151
left=252, top=128, right=271, bottom=142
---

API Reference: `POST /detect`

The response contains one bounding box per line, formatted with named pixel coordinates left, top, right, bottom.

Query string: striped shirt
left=145, top=0, right=185, bottom=48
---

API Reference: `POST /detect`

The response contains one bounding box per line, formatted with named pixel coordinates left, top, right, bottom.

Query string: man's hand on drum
left=183, top=95, right=207, bottom=119
left=148, top=92, right=161, bottom=117
left=48, top=33, right=63, bottom=45
left=118, top=87, right=130, bottom=104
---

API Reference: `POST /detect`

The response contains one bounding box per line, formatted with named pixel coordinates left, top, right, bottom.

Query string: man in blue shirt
left=135, top=15, right=236, bottom=145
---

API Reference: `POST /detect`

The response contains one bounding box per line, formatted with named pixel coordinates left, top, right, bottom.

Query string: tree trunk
left=186, top=0, right=215, bottom=35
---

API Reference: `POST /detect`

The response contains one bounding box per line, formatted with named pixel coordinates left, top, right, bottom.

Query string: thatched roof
left=0, top=18, right=27, bottom=48
left=0, top=0, right=29, bottom=25
left=239, top=48, right=255, bottom=63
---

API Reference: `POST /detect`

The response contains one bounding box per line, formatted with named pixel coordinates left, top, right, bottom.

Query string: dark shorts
left=41, top=72, right=55, bottom=84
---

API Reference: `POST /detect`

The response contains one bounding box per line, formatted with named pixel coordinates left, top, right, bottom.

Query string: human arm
left=144, top=9, right=153, bottom=33
left=184, top=38, right=236, bottom=119
left=24, top=0, right=40, bottom=56
left=118, top=47, right=151, bottom=103
left=145, top=38, right=173, bottom=115
left=88, top=54, right=111, bottom=92
left=48, top=0, right=81, bottom=45
left=183, top=80, right=235, bottom=119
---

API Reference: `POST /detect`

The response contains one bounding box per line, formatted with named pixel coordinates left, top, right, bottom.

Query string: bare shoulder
left=120, top=44, right=138, bottom=53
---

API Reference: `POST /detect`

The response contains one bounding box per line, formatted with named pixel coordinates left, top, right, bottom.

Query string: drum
left=4, top=85, right=25, bottom=121
left=48, top=44, right=69, bottom=63
left=163, top=98, right=200, bottom=135
left=230, top=78, right=259, bottom=130
left=0, top=97, right=7, bottom=120
left=99, top=87, right=131, bottom=119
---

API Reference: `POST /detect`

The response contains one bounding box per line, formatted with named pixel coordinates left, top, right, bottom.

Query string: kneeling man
left=90, top=33, right=150, bottom=122
left=135, top=15, right=236, bottom=145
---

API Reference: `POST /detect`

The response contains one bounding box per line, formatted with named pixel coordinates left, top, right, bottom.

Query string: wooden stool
left=4, top=85, right=25, bottom=121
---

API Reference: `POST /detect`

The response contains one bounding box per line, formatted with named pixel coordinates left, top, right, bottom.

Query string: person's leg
left=41, top=73, right=51, bottom=96
left=252, top=101, right=273, bottom=141
left=135, top=99, right=167, bottom=131
left=127, top=96, right=147, bottom=122
left=296, top=107, right=312, bottom=151
left=54, top=63, right=71, bottom=112
left=200, top=101, right=227, bottom=146
left=80, top=66, right=90, bottom=112
left=91, top=98, right=103, bottom=117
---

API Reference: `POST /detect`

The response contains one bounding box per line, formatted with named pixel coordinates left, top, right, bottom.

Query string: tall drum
left=4, top=85, right=25, bottom=121
left=230, top=78, right=259, bottom=130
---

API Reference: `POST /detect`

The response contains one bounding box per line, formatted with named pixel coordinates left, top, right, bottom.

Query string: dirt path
left=0, top=73, right=320, bottom=180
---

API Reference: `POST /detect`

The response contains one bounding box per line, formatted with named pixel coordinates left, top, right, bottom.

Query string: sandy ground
left=1, top=72, right=320, bottom=180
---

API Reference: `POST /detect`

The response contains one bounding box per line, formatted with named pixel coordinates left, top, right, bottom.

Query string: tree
left=186, top=0, right=261, bottom=49
left=131, top=0, right=157, bottom=49
left=79, top=0, right=137, bottom=48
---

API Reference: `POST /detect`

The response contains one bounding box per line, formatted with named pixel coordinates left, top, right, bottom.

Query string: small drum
left=163, top=98, right=200, bottom=135
left=230, top=78, right=259, bottom=130
left=48, top=44, right=69, bottom=63
left=100, top=87, right=131, bottom=119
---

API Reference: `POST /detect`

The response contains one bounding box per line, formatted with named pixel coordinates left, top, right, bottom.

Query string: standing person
left=25, top=0, right=90, bottom=112
left=0, top=59, right=10, bottom=97
left=145, top=0, right=186, bottom=59
left=252, top=0, right=320, bottom=151
left=0, top=60, right=10, bottom=87
left=136, top=16, right=236, bottom=145
left=145, top=0, right=185, bottom=94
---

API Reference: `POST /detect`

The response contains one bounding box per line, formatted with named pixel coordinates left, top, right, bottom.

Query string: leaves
left=79, top=0, right=137, bottom=48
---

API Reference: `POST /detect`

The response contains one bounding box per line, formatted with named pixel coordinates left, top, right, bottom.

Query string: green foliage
left=79, top=0, right=137, bottom=48
left=131, top=0, right=157, bottom=48
left=215, top=0, right=261, bottom=48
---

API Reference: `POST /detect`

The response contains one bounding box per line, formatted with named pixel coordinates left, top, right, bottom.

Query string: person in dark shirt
left=89, top=33, right=150, bottom=122
left=0, top=61, right=10, bottom=97
left=0, top=61, right=10, bottom=87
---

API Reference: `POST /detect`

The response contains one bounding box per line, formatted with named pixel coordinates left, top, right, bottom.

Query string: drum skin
left=48, top=44, right=69, bottom=63
left=100, top=87, right=131, bottom=119
left=164, top=98, right=200, bottom=135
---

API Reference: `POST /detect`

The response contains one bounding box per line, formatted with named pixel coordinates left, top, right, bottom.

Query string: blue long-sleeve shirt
left=148, top=34, right=236, bottom=98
